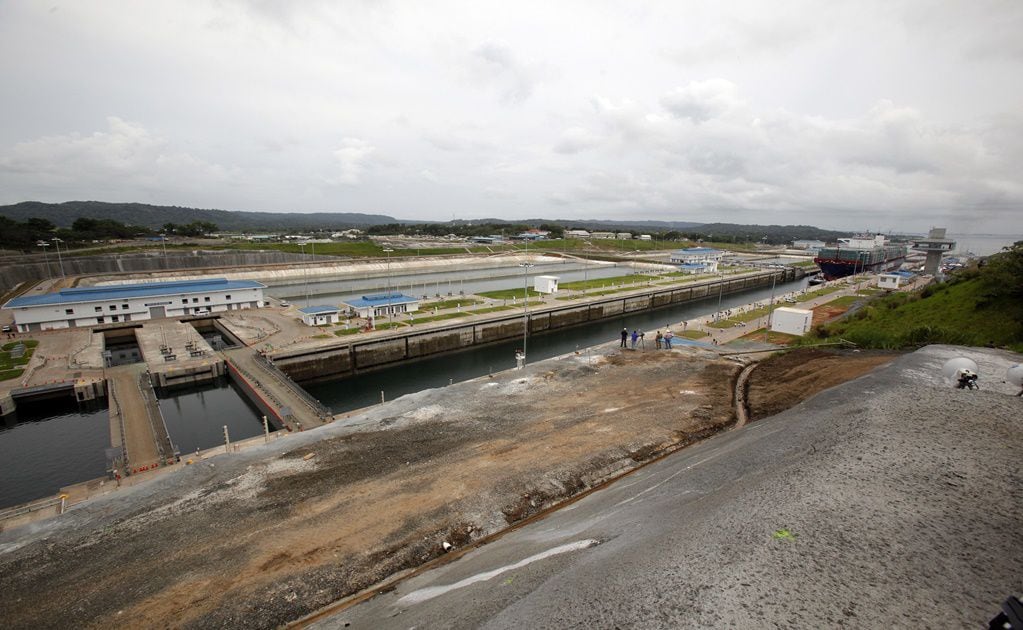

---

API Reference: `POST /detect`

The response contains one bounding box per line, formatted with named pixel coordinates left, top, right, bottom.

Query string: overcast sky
left=1, top=1, right=1021, bottom=233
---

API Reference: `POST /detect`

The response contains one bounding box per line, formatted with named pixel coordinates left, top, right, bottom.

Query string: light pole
left=383, top=248, right=394, bottom=327
left=519, top=262, right=534, bottom=366
left=299, top=242, right=310, bottom=306
left=51, top=237, right=65, bottom=279
left=764, top=270, right=778, bottom=343
left=160, top=233, right=168, bottom=267
left=37, top=241, right=51, bottom=279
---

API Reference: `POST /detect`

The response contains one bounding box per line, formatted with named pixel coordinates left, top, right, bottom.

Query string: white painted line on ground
left=397, top=539, right=601, bottom=605
left=613, top=454, right=714, bottom=507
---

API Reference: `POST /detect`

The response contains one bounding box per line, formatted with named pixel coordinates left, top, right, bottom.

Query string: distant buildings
left=298, top=305, right=342, bottom=326
left=3, top=278, right=265, bottom=332
left=669, top=247, right=723, bottom=273
left=792, top=239, right=826, bottom=251
left=343, top=293, right=419, bottom=319
left=877, top=271, right=914, bottom=291
left=564, top=229, right=590, bottom=238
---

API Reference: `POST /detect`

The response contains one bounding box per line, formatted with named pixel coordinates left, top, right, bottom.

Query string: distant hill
left=691, top=223, right=851, bottom=243
left=0, top=201, right=398, bottom=231
left=451, top=218, right=705, bottom=231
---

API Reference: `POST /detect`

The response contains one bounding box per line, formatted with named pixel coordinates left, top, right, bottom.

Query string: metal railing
left=253, top=353, right=332, bottom=419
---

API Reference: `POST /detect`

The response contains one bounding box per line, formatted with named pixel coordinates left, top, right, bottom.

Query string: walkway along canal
left=290, top=269, right=805, bottom=414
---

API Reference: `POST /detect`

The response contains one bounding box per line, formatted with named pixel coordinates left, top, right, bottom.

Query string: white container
left=771, top=307, right=813, bottom=336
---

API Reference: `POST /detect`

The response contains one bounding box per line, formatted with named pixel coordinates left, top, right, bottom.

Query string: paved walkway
left=223, top=347, right=329, bottom=430
left=107, top=364, right=159, bottom=469
left=673, top=276, right=877, bottom=351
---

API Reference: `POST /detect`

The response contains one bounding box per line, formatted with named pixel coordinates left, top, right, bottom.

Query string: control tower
left=911, top=227, right=956, bottom=275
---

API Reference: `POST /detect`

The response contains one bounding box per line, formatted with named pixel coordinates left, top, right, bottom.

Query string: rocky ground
left=0, top=344, right=917, bottom=629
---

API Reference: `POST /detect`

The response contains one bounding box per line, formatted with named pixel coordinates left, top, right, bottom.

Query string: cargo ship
left=813, top=235, right=907, bottom=280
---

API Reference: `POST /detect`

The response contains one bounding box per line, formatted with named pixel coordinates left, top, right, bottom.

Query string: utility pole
left=38, top=241, right=51, bottom=279
left=519, top=262, right=534, bottom=365
left=52, top=237, right=66, bottom=278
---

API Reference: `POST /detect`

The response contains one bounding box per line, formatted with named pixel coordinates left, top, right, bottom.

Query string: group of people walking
left=620, top=327, right=674, bottom=350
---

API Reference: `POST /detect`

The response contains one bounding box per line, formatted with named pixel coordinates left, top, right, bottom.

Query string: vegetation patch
left=801, top=243, right=1023, bottom=351
left=0, top=368, right=25, bottom=381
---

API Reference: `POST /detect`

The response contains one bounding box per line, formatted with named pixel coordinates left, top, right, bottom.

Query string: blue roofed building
left=877, top=270, right=915, bottom=291
left=669, top=247, right=723, bottom=273
left=342, top=293, right=419, bottom=320
left=298, top=305, right=342, bottom=326
left=2, top=278, right=265, bottom=332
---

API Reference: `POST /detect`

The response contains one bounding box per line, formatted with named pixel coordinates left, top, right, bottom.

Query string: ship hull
left=814, top=257, right=905, bottom=281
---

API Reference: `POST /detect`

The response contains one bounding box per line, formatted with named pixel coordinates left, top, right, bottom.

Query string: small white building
left=638, top=234, right=652, bottom=241
left=343, top=293, right=419, bottom=319
left=878, top=271, right=915, bottom=291
left=670, top=247, right=723, bottom=273
left=534, top=276, right=559, bottom=294
left=771, top=307, right=814, bottom=336
left=299, top=305, right=341, bottom=326
left=615, top=232, right=633, bottom=240
left=564, top=229, right=590, bottom=238
left=591, top=232, right=615, bottom=239
left=3, top=278, right=265, bottom=332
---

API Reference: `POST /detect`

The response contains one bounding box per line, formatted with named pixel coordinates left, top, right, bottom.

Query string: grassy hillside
left=808, top=243, right=1023, bottom=352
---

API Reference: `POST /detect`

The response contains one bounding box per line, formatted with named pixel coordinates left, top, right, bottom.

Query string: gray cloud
left=0, top=1, right=1020, bottom=232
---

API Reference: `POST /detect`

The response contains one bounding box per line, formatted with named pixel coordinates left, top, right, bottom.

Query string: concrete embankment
left=273, top=268, right=797, bottom=383
left=0, top=250, right=318, bottom=294
left=84, top=252, right=581, bottom=288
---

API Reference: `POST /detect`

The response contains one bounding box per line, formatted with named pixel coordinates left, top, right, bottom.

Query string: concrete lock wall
left=408, top=328, right=474, bottom=358
left=0, top=251, right=317, bottom=295
left=272, top=269, right=798, bottom=384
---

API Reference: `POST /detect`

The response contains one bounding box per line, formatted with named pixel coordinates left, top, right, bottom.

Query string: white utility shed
left=771, top=307, right=813, bottom=336
left=534, top=276, right=559, bottom=294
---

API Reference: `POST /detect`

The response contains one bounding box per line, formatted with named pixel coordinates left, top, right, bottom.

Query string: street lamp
left=160, top=233, right=168, bottom=267
left=383, top=248, right=394, bottom=326
left=764, top=270, right=778, bottom=343
left=299, top=242, right=310, bottom=306
left=519, top=262, right=534, bottom=366
left=51, top=237, right=65, bottom=279
left=37, top=241, right=51, bottom=279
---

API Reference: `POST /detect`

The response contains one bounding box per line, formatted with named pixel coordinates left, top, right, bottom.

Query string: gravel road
left=315, top=344, right=1023, bottom=629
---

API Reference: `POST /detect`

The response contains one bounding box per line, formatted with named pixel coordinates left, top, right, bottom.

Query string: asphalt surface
left=314, top=345, right=1023, bottom=629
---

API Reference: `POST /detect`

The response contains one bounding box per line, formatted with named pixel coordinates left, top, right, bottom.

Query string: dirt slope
left=745, top=348, right=900, bottom=421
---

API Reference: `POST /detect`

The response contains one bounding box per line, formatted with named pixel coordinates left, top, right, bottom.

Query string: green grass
left=470, top=305, right=522, bottom=314
left=559, top=274, right=660, bottom=291
left=0, top=368, right=24, bottom=381
left=805, top=278, right=1023, bottom=350
left=793, top=286, right=842, bottom=304
left=0, top=341, right=35, bottom=371
left=420, top=298, right=484, bottom=310
left=477, top=288, right=543, bottom=300
left=408, top=312, right=471, bottom=324
left=680, top=329, right=709, bottom=339
left=334, top=328, right=361, bottom=336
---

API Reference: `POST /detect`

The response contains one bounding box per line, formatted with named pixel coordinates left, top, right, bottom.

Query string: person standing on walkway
left=631, top=330, right=639, bottom=349
left=655, top=331, right=663, bottom=349
left=620, top=328, right=628, bottom=348
left=664, top=329, right=674, bottom=349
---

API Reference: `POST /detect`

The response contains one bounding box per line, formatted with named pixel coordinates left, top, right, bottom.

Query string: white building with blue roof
left=2, top=278, right=265, bottom=332
left=669, top=247, right=723, bottom=273
left=298, top=305, right=342, bottom=326
left=342, top=293, right=419, bottom=319
left=877, top=270, right=915, bottom=291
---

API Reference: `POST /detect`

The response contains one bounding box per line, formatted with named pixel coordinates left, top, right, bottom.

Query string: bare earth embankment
left=0, top=346, right=741, bottom=628
left=0, top=344, right=903, bottom=628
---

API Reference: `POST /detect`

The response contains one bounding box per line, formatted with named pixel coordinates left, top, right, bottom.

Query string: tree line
left=0, top=216, right=218, bottom=252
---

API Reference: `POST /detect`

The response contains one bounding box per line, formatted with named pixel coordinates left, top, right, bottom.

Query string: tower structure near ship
left=911, top=227, right=956, bottom=275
